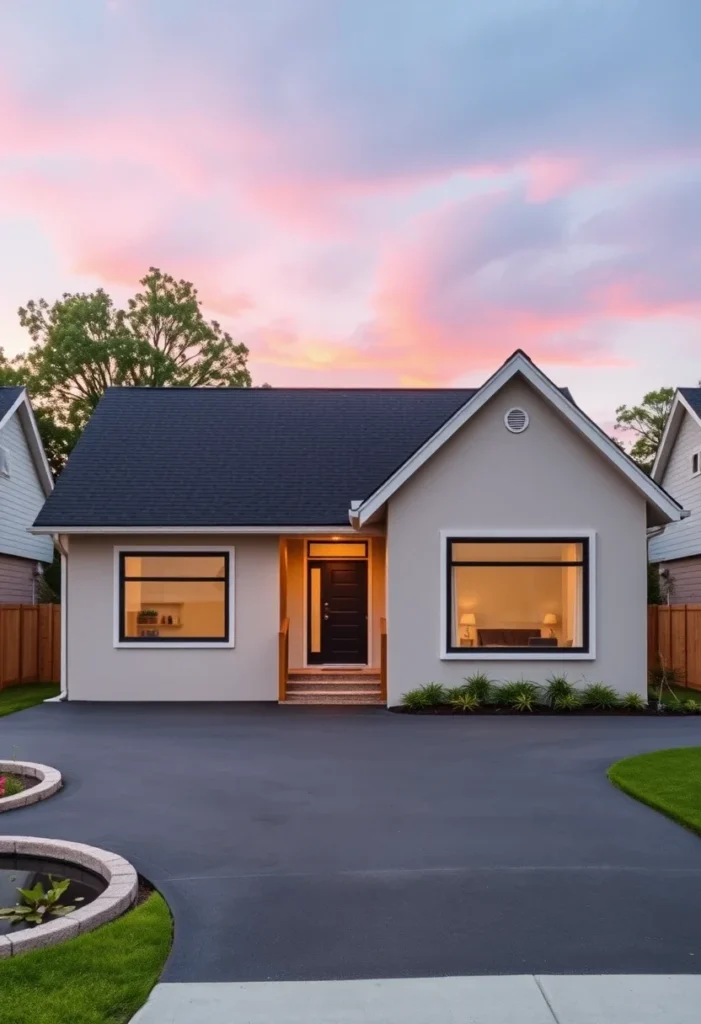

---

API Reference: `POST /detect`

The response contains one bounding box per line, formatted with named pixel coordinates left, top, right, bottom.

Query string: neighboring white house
left=0, top=387, right=54, bottom=602
left=649, top=388, right=701, bottom=601
left=31, top=351, right=685, bottom=705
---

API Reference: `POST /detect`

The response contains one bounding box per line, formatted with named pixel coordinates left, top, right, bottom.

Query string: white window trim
left=0, top=445, right=9, bottom=477
left=692, top=450, right=701, bottom=477
left=113, top=545, right=235, bottom=649
left=439, top=528, right=596, bottom=661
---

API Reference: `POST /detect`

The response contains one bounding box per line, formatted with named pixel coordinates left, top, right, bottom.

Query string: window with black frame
left=119, top=552, right=229, bottom=642
left=446, top=538, right=589, bottom=653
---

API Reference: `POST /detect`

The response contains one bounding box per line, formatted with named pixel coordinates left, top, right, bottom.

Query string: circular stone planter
left=0, top=760, right=62, bottom=813
left=0, top=837, right=138, bottom=958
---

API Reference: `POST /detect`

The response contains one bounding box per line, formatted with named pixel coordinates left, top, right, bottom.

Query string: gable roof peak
left=353, top=350, right=684, bottom=528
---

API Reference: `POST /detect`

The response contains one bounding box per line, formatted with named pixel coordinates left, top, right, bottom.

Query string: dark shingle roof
left=680, top=387, right=701, bottom=416
left=35, top=387, right=485, bottom=527
left=35, top=383, right=582, bottom=528
left=0, top=386, right=24, bottom=421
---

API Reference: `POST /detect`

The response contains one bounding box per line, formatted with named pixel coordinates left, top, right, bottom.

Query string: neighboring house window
left=0, top=445, right=9, bottom=477
left=445, top=537, right=590, bottom=654
left=692, top=452, right=701, bottom=477
left=117, top=551, right=232, bottom=644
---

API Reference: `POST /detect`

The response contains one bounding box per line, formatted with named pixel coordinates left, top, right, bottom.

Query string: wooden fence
left=0, top=604, right=60, bottom=689
left=648, top=604, right=701, bottom=692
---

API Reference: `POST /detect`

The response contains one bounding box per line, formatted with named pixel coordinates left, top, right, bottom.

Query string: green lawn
left=654, top=683, right=701, bottom=705
left=0, top=683, right=59, bottom=717
left=0, top=892, right=172, bottom=1024
left=608, top=746, right=701, bottom=836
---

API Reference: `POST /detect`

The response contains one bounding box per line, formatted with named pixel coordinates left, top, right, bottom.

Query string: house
left=31, top=351, right=684, bottom=705
left=649, top=389, right=701, bottom=600
left=0, top=387, right=54, bottom=602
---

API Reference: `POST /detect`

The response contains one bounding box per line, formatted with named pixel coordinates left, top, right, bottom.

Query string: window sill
left=115, top=641, right=234, bottom=650
left=441, top=651, right=594, bottom=661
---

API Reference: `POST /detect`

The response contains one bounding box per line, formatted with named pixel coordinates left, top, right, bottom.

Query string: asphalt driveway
left=1, top=702, right=701, bottom=981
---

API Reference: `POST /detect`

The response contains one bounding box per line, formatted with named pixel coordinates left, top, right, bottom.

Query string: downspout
left=46, top=534, right=68, bottom=702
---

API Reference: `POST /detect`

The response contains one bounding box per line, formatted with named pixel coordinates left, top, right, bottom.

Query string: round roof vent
left=504, top=407, right=529, bottom=434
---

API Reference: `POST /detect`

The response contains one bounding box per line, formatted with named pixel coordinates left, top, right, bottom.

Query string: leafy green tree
left=0, top=347, right=20, bottom=386
left=614, top=387, right=674, bottom=471
left=0, top=347, right=76, bottom=476
left=15, top=268, right=251, bottom=469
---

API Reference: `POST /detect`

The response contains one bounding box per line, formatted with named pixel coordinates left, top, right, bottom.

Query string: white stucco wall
left=65, top=534, right=279, bottom=701
left=386, top=378, right=649, bottom=703
left=0, top=410, right=53, bottom=564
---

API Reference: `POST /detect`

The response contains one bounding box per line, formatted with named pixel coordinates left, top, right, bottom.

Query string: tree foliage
left=9, top=268, right=251, bottom=472
left=614, top=387, right=674, bottom=471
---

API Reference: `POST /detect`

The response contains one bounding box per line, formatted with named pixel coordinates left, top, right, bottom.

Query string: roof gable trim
left=651, top=390, right=701, bottom=483
left=352, top=351, right=685, bottom=527
left=0, top=389, right=53, bottom=497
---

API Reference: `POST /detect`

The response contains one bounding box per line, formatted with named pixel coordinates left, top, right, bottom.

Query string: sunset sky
left=1, top=0, right=700, bottom=425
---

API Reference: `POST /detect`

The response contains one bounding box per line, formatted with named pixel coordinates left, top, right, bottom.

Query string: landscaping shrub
left=554, top=691, right=582, bottom=711
left=0, top=775, right=24, bottom=799
left=401, top=688, right=431, bottom=710
left=400, top=683, right=447, bottom=709
left=543, top=674, right=574, bottom=707
left=682, top=699, right=701, bottom=713
left=445, top=685, right=470, bottom=702
left=463, top=672, right=494, bottom=703
left=419, top=683, right=448, bottom=705
left=450, top=693, right=481, bottom=712
left=581, top=683, right=619, bottom=709
left=621, top=692, right=646, bottom=711
left=505, top=681, right=540, bottom=712
left=493, top=681, right=520, bottom=704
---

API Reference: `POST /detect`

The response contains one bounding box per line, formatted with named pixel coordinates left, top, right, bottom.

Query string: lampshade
left=460, top=613, right=476, bottom=625
left=543, top=613, right=558, bottom=625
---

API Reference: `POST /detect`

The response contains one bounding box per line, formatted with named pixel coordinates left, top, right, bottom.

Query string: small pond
left=0, top=855, right=106, bottom=934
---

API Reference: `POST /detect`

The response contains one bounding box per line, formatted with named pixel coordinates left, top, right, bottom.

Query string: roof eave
left=30, top=523, right=385, bottom=536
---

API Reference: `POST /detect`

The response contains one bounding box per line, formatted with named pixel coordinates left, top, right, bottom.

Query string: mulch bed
left=390, top=703, right=700, bottom=716
left=135, top=876, right=155, bottom=908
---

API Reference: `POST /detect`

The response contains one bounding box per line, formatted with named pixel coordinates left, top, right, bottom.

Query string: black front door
left=307, top=559, right=368, bottom=664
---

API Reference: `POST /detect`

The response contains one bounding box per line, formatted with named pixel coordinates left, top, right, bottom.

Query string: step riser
left=286, top=688, right=380, bottom=696
left=289, top=676, right=381, bottom=684
left=286, top=683, right=381, bottom=694
left=284, top=696, right=384, bottom=705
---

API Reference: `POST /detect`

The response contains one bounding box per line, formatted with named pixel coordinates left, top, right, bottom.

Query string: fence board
left=649, top=604, right=701, bottom=692
left=0, top=604, right=60, bottom=690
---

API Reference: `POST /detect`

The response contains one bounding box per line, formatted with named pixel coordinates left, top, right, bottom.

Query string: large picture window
left=446, top=538, right=589, bottom=654
left=118, top=551, right=230, bottom=644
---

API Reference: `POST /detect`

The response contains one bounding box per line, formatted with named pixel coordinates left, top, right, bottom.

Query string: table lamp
left=543, top=613, right=558, bottom=638
left=460, top=612, right=476, bottom=644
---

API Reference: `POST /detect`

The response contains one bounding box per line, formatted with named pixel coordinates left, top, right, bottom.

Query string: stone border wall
left=0, top=836, right=138, bottom=957
left=0, top=761, right=62, bottom=813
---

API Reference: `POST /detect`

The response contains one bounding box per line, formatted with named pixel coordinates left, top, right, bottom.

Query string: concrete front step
left=286, top=687, right=380, bottom=696
left=289, top=673, right=380, bottom=683
left=284, top=692, right=384, bottom=705
left=286, top=680, right=380, bottom=694
left=285, top=672, right=383, bottom=705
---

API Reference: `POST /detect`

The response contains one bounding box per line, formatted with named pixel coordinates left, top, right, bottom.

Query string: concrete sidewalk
left=133, top=975, right=701, bottom=1023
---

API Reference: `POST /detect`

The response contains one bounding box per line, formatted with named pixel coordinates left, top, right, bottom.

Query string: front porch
left=277, top=536, right=387, bottom=705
